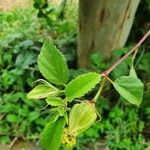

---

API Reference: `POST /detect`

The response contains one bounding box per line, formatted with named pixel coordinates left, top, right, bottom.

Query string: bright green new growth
left=113, top=76, right=144, bottom=106
left=38, top=40, right=69, bottom=85
left=69, top=101, right=97, bottom=135
left=46, top=97, right=65, bottom=106
left=65, top=72, right=101, bottom=101
left=27, top=84, right=60, bottom=99
left=130, top=66, right=137, bottom=78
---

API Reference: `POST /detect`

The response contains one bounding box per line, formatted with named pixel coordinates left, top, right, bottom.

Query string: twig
left=9, top=137, right=18, bottom=148
left=93, top=78, right=106, bottom=103
left=101, top=29, right=150, bottom=77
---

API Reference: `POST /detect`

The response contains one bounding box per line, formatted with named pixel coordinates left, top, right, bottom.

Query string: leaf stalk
left=93, top=78, right=106, bottom=102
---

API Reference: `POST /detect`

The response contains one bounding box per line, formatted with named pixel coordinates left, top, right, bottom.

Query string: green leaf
left=130, top=66, right=137, bottom=78
left=65, top=72, right=101, bottom=101
left=111, top=62, right=128, bottom=79
left=113, top=76, right=144, bottom=106
left=69, top=101, right=97, bottom=135
left=49, top=111, right=60, bottom=123
left=6, top=114, right=18, bottom=123
left=27, top=84, right=60, bottom=100
left=138, top=53, right=150, bottom=73
left=50, top=106, right=66, bottom=117
left=28, top=111, right=40, bottom=122
left=46, top=97, right=64, bottom=106
left=57, top=106, right=66, bottom=116
left=38, top=40, right=69, bottom=85
left=41, top=117, right=65, bottom=150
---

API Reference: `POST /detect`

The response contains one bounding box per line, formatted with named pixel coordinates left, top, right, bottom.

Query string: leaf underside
left=69, top=101, right=97, bottom=135
left=130, top=66, right=137, bottom=78
left=113, top=76, right=144, bottom=106
left=27, top=84, right=58, bottom=99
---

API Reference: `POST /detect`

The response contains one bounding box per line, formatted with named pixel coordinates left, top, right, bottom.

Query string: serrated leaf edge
left=38, top=40, right=69, bottom=85
left=65, top=72, right=101, bottom=100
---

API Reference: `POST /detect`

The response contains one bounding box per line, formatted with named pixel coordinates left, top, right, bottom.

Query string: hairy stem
left=101, top=29, right=150, bottom=77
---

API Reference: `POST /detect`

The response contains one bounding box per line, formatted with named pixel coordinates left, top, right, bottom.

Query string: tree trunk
left=78, top=0, right=140, bottom=68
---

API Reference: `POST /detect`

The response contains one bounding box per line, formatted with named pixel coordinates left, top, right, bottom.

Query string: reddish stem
left=101, top=29, right=150, bottom=77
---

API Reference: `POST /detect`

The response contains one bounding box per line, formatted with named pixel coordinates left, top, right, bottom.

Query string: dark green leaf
left=111, top=62, right=128, bottom=79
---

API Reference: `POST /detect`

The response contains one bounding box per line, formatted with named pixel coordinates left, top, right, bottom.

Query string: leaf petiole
left=106, top=76, right=113, bottom=84
left=93, top=77, right=106, bottom=103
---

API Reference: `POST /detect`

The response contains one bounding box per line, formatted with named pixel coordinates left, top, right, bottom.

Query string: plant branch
left=101, top=29, right=150, bottom=77
left=93, top=78, right=106, bottom=103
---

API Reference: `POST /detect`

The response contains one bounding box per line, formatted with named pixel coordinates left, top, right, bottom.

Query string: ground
left=0, top=0, right=32, bottom=11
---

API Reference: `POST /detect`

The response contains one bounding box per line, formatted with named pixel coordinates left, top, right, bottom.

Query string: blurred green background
left=0, top=0, right=150, bottom=149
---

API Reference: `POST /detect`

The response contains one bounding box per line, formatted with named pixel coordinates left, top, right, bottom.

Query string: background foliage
left=0, top=0, right=150, bottom=149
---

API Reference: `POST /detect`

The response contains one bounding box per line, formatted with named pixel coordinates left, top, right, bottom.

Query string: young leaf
left=38, top=40, right=69, bottom=85
left=113, top=76, right=144, bottom=106
left=130, top=49, right=137, bottom=78
left=69, top=101, right=97, bottom=135
left=27, top=84, right=59, bottom=100
left=49, top=111, right=60, bottom=123
left=50, top=106, right=66, bottom=117
left=57, top=106, right=66, bottom=116
left=130, top=66, right=137, bottom=78
left=41, top=117, right=65, bottom=150
left=46, top=97, right=64, bottom=106
left=65, top=72, right=101, bottom=101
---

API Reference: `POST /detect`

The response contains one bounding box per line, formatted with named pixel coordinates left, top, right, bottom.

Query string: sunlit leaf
left=65, top=72, right=101, bottom=101
left=27, top=84, right=59, bottom=100
left=38, top=40, right=69, bottom=85
left=130, top=66, right=137, bottom=78
left=46, top=97, right=64, bottom=106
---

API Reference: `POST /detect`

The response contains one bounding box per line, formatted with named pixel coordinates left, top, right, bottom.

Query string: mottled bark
left=78, top=0, right=140, bottom=68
